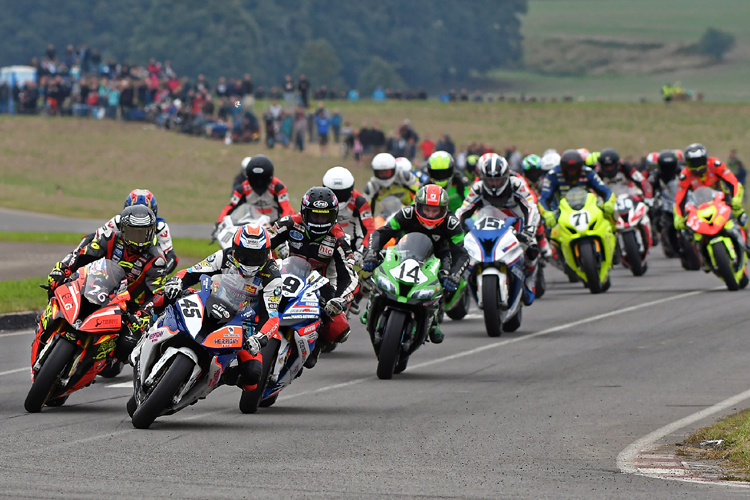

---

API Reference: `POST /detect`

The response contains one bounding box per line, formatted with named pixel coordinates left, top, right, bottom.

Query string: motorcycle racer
left=363, top=152, right=420, bottom=211
left=396, top=157, right=429, bottom=184
left=363, top=184, right=469, bottom=344
left=456, top=153, right=544, bottom=302
left=216, top=155, right=295, bottom=229
left=45, top=205, right=169, bottom=362
left=598, top=148, right=654, bottom=201
left=423, top=151, right=469, bottom=212
left=267, top=187, right=358, bottom=368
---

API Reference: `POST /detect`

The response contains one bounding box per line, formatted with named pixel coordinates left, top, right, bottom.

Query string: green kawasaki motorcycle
left=364, top=233, right=443, bottom=380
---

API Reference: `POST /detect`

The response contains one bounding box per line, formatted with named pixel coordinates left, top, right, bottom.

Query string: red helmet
left=231, top=224, right=271, bottom=277
left=415, top=184, right=448, bottom=230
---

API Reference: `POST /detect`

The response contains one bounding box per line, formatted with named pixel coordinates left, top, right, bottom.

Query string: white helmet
left=540, top=152, right=561, bottom=172
left=241, top=156, right=252, bottom=176
left=371, top=152, right=398, bottom=188
left=395, top=157, right=413, bottom=176
left=322, top=166, right=355, bottom=203
left=542, top=149, right=558, bottom=157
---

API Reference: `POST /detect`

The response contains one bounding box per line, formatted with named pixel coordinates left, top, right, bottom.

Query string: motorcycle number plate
left=390, top=259, right=427, bottom=284
left=475, top=217, right=503, bottom=230
left=570, top=210, right=590, bottom=231
left=615, top=197, right=633, bottom=212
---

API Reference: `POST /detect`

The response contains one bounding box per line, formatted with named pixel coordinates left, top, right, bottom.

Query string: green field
left=499, top=0, right=750, bottom=101
left=2, top=102, right=750, bottom=222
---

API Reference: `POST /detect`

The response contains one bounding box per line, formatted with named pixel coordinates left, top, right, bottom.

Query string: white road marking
left=617, top=387, right=750, bottom=488
left=0, top=367, right=28, bottom=377
left=107, top=382, right=131, bottom=388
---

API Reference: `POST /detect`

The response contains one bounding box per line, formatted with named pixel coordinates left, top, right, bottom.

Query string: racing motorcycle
left=238, top=256, right=327, bottom=412
left=25, top=258, right=131, bottom=412
left=551, top=188, right=616, bottom=294
left=612, top=184, right=651, bottom=276
left=365, top=233, right=442, bottom=380
left=659, top=179, right=701, bottom=270
left=214, top=205, right=271, bottom=250
left=463, top=207, right=526, bottom=337
left=684, top=187, right=748, bottom=291
left=128, top=272, right=255, bottom=429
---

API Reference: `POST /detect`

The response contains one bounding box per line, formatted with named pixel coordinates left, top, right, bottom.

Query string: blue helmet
left=124, top=189, right=158, bottom=217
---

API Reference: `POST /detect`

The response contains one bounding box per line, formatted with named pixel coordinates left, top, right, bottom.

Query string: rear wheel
left=535, top=267, right=546, bottom=299
left=739, top=272, right=749, bottom=289
left=25, top=337, right=76, bottom=413
left=622, top=231, right=645, bottom=276
left=239, top=338, right=281, bottom=414
left=377, top=310, right=407, bottom=380
left=680, top=238, right=701, bottom=271
left=482, top=275, right=502, bottom=337
left=712, top=242, right=739, bottom=291
left=503, top=307, right=522, bottom=332
left=131, top=353, right=194, bottom=429
left=564, top=264, right=579, bottom=283
left=579, top=242, right=602, bottom=294
left=394, top=355, right=410, bottom=374
left=446, top=290, right=470, bottom=320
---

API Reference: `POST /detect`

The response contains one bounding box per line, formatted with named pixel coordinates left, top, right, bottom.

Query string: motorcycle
left=238, top=256, right=328, bottom=413
left=214, top=206, right=272, bottom=250
left=129, top=272, right=256, bottom=428
left=463, top=207, right=526, bottom=337
left=612, top=184, right=652, bottom=276
left=365, top=233, right=442, bottom=380
left=26, top=259, right=131, bottom=412
left=659, top=179, right=701, bottom=270
left=551, top=187, right=616, bottom=294
left=684, top=187, right=748, bottom=291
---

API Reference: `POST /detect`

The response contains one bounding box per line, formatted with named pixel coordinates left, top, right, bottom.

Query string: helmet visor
left=122, top=225, right=154, bottom=247
left=233, top=246, right=269, bottom=267
left=429, top=168, right=453, bottom=181
left=416, top=203, right=447, bottom=223
left=563, top=163, right=582, bottom=178
left=374, top=169, right=395, bottom=180
left=484, top=175, right=508, bottom=191
left=686, top=156, right=707, bottom=175
left=331, top=188, right=353, bottom=204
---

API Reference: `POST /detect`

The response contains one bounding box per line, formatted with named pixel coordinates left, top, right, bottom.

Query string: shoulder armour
left=402, top=206, right=414, bottom=219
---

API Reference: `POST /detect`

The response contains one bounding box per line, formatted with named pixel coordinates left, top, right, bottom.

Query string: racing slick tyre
left=482, top=275, right=502, bottom=337
left=258, top=394, right=279, bottom=408
left=394, top=355, right=410, bottom=374
left=579, top=242, right=602, bottom=294
left=503, top=307, right=522, bottom=333
left=535, top=266, right=546, bottom=299
left=564, top=264, right=579, bottom=283
left=377, top=310, right=407, bottom=380
left=712, top=242, right=739, bottom=291
left=24, top=337, right=76, bottom=413
left=127, top=395, right=137, bottom=417
left=622, top=231, right=645, bottom=276
left=99, top=359, right=124, bottom=378
left=680, top=239, right=702, bottom=271
left=239, top=338, right=281, bottom=414
left=446, top=291, right=470, bottom=320
left=131, top=353, right=194, bottom=429
left=739, top=272, right=749, bottom=289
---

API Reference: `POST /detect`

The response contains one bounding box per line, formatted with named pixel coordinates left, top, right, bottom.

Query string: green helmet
left=466, top=154, right=481, bottom=176
left=585, top=151, right=601, bottom=167
left=427, top=151, right=455, bottom=188
left=522, top=154, right=541, bottom=171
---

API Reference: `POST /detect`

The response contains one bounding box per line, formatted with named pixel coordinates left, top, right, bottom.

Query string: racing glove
left=352, top=250, right=364, bottom=268
left=362, top=250, right=380, bottom=272
left=163, top=276, right=183, bottom=300
left=674, top=214, right=687, bottom=230
left=439, top=270, right=460, bottom=293
left=244, top=333, right=267, bottom=356
left=542, top=210, right=558, bottom=228
left=275, top=242, right=290, bottom=259
left=126, top=312, right=151, bottom=336
left=47, top=262, right=72, bottom=289
left=325, top=297, right=348, bottom=317
left=601, top=198, right=616, bottom=216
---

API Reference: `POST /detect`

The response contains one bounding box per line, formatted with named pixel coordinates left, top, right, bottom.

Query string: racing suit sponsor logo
left=318, top=245, right=334, bottom=257
left=290, top=230, right=304, bottom=241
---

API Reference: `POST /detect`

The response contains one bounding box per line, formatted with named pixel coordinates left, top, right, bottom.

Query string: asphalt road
left=1, top=252, right=750, bottom=499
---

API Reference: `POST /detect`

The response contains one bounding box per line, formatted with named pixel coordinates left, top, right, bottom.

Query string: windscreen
left=82, top=259, right=127, bottom=306
left=210, top=273, right=254, bottom=315
left=691, top=187, right=721, bottom=207
left=279, top=256, right=313, bottom=280
left=475, top=206, right=507, bottom=221
left=395, top=233, right=434, bottom=263
left=566, top=188, right=589, bottom=211
left=610, top=184, right=631, bottom=197
left=376, top=195, right=404, bottom=219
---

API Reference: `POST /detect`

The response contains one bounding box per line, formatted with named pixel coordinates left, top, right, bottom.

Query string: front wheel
left=25, top=337, right=76, bottom=413
left=579, top=242, right=602, bottom=294
left=239, top=338, right=281, bottom=414
left=131, top=353, right=194, bottom=429
left=446, top=290, right=470, bottom=320
left=622, top=231, right=645, bottom=276
left=712, top=242, right=739, bottom=291
left=377, top=310, right=407, bottom=380
left=482, top=275, right=502, bottom=337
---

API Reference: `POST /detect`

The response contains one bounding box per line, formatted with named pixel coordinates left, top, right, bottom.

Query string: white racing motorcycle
left=214, top=205, right=272, bottom=249
left=612, top=183, right=652, bottom=276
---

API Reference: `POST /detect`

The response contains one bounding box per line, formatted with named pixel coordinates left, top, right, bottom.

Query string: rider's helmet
left=124, top=189, right=158, bottom=217
left=674, top=149, right=685, bottom=164
left=119, top=205, right=156, bottom=253
left=522, top=154, right=544, bottom=183
left=240, top=156, right=252, bottom=176
left=466, top=154, right=481, bottom=177
left=646, top=152, right=660, bottom=170
left=370, top=152, right=398, bottom=188
left=322, top=166, right=355, bottom=205
left=585, top=151, right=601, bottom=167
left=395, top=157, right=413, bottom=178
left=414, top=184, right=449, bottom=230
left=478, top=153, right=511, bottom=202
left=598, top=148, right=621, bottom=179
left=543, top=148, right=558, bottom=157
left=684, top=143, right=708, bottom=177
left=657, top=150, right=679, bottom=180
left=231, top=224, right=271, bottom=277
left=427, top=151, right=455, bottom=188
left=540, top=152, right=561, bottom=172
left=560, top=149, right=585, bottom=184
left=300, top=186, right=339, bottom=239
left=244, top=155, right=274, bottom=194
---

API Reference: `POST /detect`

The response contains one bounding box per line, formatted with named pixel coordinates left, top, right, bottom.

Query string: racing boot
left=304, top=343, right=323, bottom=369
left=428, top=318, right=444, bottom=344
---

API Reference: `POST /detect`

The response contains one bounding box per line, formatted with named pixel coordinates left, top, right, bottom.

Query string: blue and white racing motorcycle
left=239, top=256, right=328, bottom=414
left=464, top=206, right=527, bottom=337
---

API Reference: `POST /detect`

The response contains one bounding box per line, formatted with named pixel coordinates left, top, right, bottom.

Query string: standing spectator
left=371, top=122, right=386, bottom=154
left=293, top=107, right=306, bottom=151
left=62, top=45, right=75, bottom=69
left=315, top=112, right=331, bottom=157
left=436, top=134, right=455, bottom=157
left=119, top=79, right=134, bottom=118
left=269, top=100, right=282, bottom=123
left=0, top=82, right=8, bottom=114
left=215, top=76, right=228, bottom=98
left=46, top=44, right=57, bottom=61
left=331, top=108, right=342, bottom=143
left=163, top=60, right=176, bottom=79
left=306, top=109, right=316, bottom=141
left=729, top=150, right=747, bottom=200
left=420, top=135, right=435, bottom=160
left=359, top=121, right=373, bottom=155
left=298, top=74, right=310, bottom=108
left=340, top=121, right=353, bottom=158
left=241, top=73, right=254, bottom=109
left=279, top=111, right=293, bottom=148
left=89, top=48, right=102, bottom=74
left=508, top=145, right=522, bottom=173
left=263, top=108, right=276, bottom=148
left=106, top=81, right=120, bottom=119
left=283, top=75, right=295, bottom=109
left=195, top=74, right=209, bottom=94
left=78, top=44, right=90, bottom=74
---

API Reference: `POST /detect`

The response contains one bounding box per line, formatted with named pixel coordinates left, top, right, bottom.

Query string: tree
left=295, top=39, right=345, bottom=89
left=357, top=57, right=406, bottom=95
left=698, top=28, right=736, bottom=61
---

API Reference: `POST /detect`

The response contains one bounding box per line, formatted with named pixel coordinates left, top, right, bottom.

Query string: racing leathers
left=363, top=169, right=420, bottom=212
left=421, top=172, right=470, bottom=213
left=164, top=251, right=283, bottom=389
left=45, top=231, right=169, bottom=361
left=512, top=172, right=552, bottom=258
left=538, top=165, right=616, bottom=227
left=76, top=214, right=178, bottom=274
left=674, top=158, right=746, bottom=230
left=456, top=178, right=543, bottom=302
left=600, top=164, right=654, bottom=201
left=217, top=177, right=295, bottom=225
left=268, top=214, right=357, bottom=352
left=336, top=188, right=376, bottom=253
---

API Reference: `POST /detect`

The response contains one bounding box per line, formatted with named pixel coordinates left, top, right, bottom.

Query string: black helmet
left=684, top=143, right=708, bottom=176
left=560, top=149, right=584, bottom=184
left=301, top=187, right=339, bottom=239
left=657, top=149, right=679, bottom=179
left=598, top=148, right=621, bottom=179
left=119, top=205, right=156, bottom=252
left=245, top=155, right=274, bottom=193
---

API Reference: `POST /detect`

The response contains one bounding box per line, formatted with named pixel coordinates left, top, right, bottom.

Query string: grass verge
left=679, top=408, right=750, bottom=480
left=0, top=277, right=48, bottom=314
